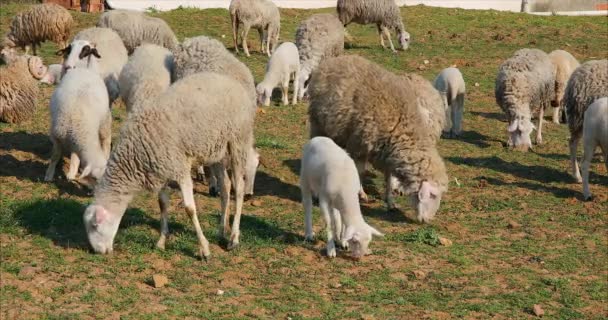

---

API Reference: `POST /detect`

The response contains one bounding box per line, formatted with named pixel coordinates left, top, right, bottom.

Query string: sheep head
left=398, top=31, right=411, bottom=50
left=58, top=40, right=101, bottom=75
left=507, top=113, right=535, bottom=152
left=83, top=204, right=122, bottom=254
left=343, top=223, right=384, bottom=259
left=27, top=56, right=47, bottom=80
left=408, top=180, right=444, bottom=223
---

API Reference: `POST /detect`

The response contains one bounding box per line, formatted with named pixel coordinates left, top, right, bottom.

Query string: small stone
left=412, top=270, right=427, bottom=279
left=216, top=289, right=225, bottom=296
left=19, top=266, right=36, bottom=277
left=507, top=221, right=522, bottom=229
left=43, top=297, right=53, bottom=304
left=438, top=237, right=453, bottom=247
left=152, top=274, right=169, bottom=288
left=250, top=200, right=262, bottom=207
left=423, top=59, right=429, bottom=65
left=532, top=304, right=545, bottom=317
left=417, top=65, right=427, bottom=71
left=474, top=82, right=480, bottom=87
left=330, top=282, right=342, bottom=289
left=221, top=34, right=226, bottom=38
left=361, top=314, right=376, bottom=320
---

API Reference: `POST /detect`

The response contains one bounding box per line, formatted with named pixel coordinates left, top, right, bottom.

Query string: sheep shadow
left=470, top=111, right=505, bottom=122
left=451, top=130, right=495, bottom=148
left=238, top=214, right=304, bottom=245
left=479, top=176, right=578, bottom=199
left=253, top=170, right=301, bottom=203
left=361, top=204, right=413, bottom=224
left=0, top=131, right=50, bottom=158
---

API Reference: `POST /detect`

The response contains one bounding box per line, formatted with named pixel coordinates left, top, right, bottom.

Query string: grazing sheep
left=96, top=10, right=178, bottom=54
left=39, top=64, right=63, bottom=85
left=83, top=72, right=256, bottom=257
left=337, top=0, right=410, bottom=52
left=256, top=42, right=300, bottom=106
left=45, top=48, right=111, bottom=183
left=434, top=67, right=466, bottom=137
left=564, top=59, right=608, bottom=183
left=0, top=55, right=45, bottom=123
left=59, top=28, right=128, bottom=106
left=229, top=0, right=280, bottom=57
left=548, top=50, right=580, bottom=124
left=295, top=13, right=344, bottom=100
left=2, top=3, right=73, bottom=55
left=495, top=48, right=555, bottom=151
left=119, top=44, right=174, bottom=113
left=301, top=137, right=383, bottom=258
left=580, top=97, right=608, bottom=201
left=308, top=55, right=448, bottom=223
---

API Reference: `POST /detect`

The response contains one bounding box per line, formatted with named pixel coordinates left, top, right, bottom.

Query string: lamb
left=229, top=0, right=280, bottom=57
left=548, top=50, right=580, bottom=124
left=39, top=64, right=63, bottom=85
left=564, top=59, right=608, bottom=183
left=83, top=72, right=256, bottom=257
left=256, top=42, right=300, bottom=106
left=300, top=137, right=383, bottom=258
left=580, top=97, right=608, bottom=201
left=45, top=45, right=111, bottom=183
left=0, top=54, right=45, bottom=124
left=495, top=48, right=555, bottom=151
left=96, top=10, right=178, bottom=54
left=58, top=27, right=128, bottom=105
left=434, top=67, right=466, bottom=138
left=118, top=44, right=174, bottom=113
left=295, top=13, right=344, bottom=100
left=2, top=3, right=73, bottom=56
left=336, top=0, right=410, bottom=52
left=308, top=55, right=448, bottom=223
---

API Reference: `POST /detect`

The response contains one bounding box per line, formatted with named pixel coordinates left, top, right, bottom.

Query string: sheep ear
left=344, top=227, right=360, bottom=242
left=368, top=225, right=384, bottom=237
left=56, top=45, right=71, bottom=56
left=418, top=181, right=439, bottom=201
left=90, top=48, right=101, bottom=59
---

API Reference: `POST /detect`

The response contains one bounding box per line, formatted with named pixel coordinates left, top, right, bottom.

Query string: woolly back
left=9, top=3, right=73, bottom=43
left=295, top=14, right=344, bottom=71
left=564, top=59, right=608, bottom=135
left=73, top=27, right=128, bottom=77
left=0, top=56, right=39, bottom=123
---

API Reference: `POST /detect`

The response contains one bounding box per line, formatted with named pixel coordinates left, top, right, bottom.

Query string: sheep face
left=297, top=70, right=311, bottom=100
left=256, top=84, right=272, bottom=107
left=398, top=31, right=410, bottom=50
left=59, top=40, right=101, bottom=75
left=83, top=204, right=121, bottom=254
left=344, top=224, right=384, bottom=258
left=409, top=181, right=443, bottom=223
left=27, top=56, right=47, bottom=80
left=507, top=114, right=534, bottom=151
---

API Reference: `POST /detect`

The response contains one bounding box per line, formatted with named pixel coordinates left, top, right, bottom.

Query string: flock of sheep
left=0, top=1, right=606, bottom=260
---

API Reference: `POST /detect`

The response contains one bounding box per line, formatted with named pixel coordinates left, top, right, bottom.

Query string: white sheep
left=39, top=64, right=63, bottom=85
left=581, top=97, right=607, bottom=201
left=337, top=0, right=410, bottom=52
left=309, top=55, right=448, bottom=223
left=256, top=42, right=300, bottom=106
left=83, top=72, right=256, bottom=257
left=548, top=50, right=579, bottom=124
left=295, top=13, right=344, bottom=100
left=59, top=27, right=128, bottom=106
left=495, top=48, right=555, bottom=151
left=300, top=137, right=383, bottom=258
left=0, top=54, right=45, bottom=123
left=45, top=43, right=111, bottom=183
left=96, top=10, right=178, bottom=54
left=434, top=67, right=466, bottom=138
left=118, top=43, right=174, bottom=113
left=229, top=0, right=280, bottom=57
left=564, top=60, right=608, bottom=183
left=2, top=3, right=73, bottom=55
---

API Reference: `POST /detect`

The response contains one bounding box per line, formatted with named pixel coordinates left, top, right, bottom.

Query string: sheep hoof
left=584, top=194, right=593, bottom=201
left=209, top=187, right=219, bottom=197
left=304, top=233, right=316, bottom=242
left=326, top=243, right=336, bottom=258
left=227, top=241, right=239, bottom=251
left=201, top=252, right=211, bottom=262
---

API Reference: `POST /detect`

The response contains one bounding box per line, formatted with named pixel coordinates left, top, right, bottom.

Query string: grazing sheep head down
left=408, top=180, right=444, bottom=223
left=256, top=84, right=272, bottom=107
left=57, top=40, right=101, bottom=75
left=343, top=224, right=384, bottom=258
left=83, top=204, right=122, bottom=254
left=297, top=70, right=312, bottom=100
left=507, top=112, right=535, bottom=151
left=27, top=55, right=47, bottom=80
left=398, top=31, right=410, bottom=50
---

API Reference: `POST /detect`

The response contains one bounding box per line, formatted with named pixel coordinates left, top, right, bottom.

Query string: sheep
left=336, top=0, right=410, bottom=52
left=83, top=72, right=256, bottom=257
left=208, top=147, right=260, bottom=198
left=295, top=13, right=344, bottom=100
left=495, top=48, right=555, bottom=151
left=45, top=46, right=111, bottom=183
left=118, top=44, right=174, bottom=113
left=300, top=136, right=383, bottom=258
left=0, top=54, right=45, bottom=124
left=229, top=0, right=280, bottom=57
left=548, top=50, right=580, bottom=124
left=256, top=42, right=300, bottom=106
left=2, top=3, right=73, bottom=56
left=308, top=55, right=448, bottom=223
left=434, top=67, right=466, bottom=138
left=580, top=97, right=608, bottom=201
left=39, top=64, right=63, bottom=85
left=96, top=10, right=178, bottom=54
left=564, top=59, right=608, bottom=183
left=58, top=27, right=128, bottom=106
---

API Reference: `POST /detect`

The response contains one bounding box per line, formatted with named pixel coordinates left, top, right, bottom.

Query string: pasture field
left=0, top=3, right=607, bottom=319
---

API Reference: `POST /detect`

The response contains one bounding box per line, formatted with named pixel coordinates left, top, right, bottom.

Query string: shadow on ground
left=470, top=111, right=505, bottom=122
left=254, top=170, right=301, bottom=203
left=0, top=131, right=49, bottom=158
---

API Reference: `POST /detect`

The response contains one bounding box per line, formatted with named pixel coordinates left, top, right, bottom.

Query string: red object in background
left=42, top=0, right=104, bottom=13
left=42, top=0, right=81, bottom=11
left=85, top=0, right=105, bottom=12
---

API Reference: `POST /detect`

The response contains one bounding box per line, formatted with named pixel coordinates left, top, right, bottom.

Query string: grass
left=1, top=3, right=607, bottom=319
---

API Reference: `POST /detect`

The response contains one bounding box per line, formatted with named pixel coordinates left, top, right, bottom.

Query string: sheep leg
left=232, top=14, right=239, bottom=53
left=581, top=142, right=595, bottom=200
left=377, top=24, right=386, bottom=48
left=570, top=133, right=582, bottom=183
left=212, top=163, right=231, bottom=238
left=536, top=107, right=544, bottom=145
left=302, top=182, right=315, bottom=241
left=453, top=93, right=465, bottom=136
left=319, top=196, right=336, bottom=258
left=381, top=26, right=396, bottom=52
left=227, top=149, right=246, bottom=250
left=209, top=167, right=220, bottom=197
left=156, top=189, right=170, bottom=250
left=355, top=159, right=369, bottom=202
left=281, top=78, right=289, bottom=106
left=384, top=170, right=399, bottom=210
left=241, top=23, right=251, bottom=57
left=441, top=94, right=452, bottom=138
left=552, top=100, right=562, bottom=124
left=44, top=139, right=62, bottom=182
left=292, top=70, right=300, bottom=105
left=66, top=153, right=80, bottom=180
left=24, top=44, right=31, bottom=55
left=180, top=175, right=211, bottom=260
left=257, top=27, right=265, bottom=54
left=333, top=208, right=348, bottom=250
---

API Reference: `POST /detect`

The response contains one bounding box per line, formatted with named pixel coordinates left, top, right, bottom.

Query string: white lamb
left=300, top=136, right=383, bottom=259
left=581, top=97, right=607, bottom=201
left=434, top=67, right=465, bottom=138
left=256, top=42, right=300, bottom=106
